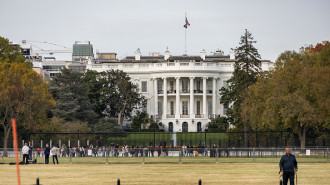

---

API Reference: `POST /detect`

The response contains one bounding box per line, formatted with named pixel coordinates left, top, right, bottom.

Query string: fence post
left=69, top=152, right=72, bottom=164
left=106, top=152, right=109, bottom=164
left=117, top=178, right=120, bottom=185
left=179, top=148, right=182, bottom=164
left=36, top=178, right=39, bottom=185
left=327, top=148, right=329, bottom=163
left=50, top=140, right=52, bottom=148
left=198, top=179, right=202, bottom=185
left=142, top=148, right=146, bottom=164
left=253, top=148, right=255, bottom=163
left=216, top=148, right=219, bottom=163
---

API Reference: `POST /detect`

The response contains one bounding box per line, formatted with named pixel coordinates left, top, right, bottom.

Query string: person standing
left=22, top=143, right=29, bottom=164
left=37, top=147, right=41, bottom=157
left=279, top=147, right=298, bottom=185
left=28, top=141, right=33, bottom=161
left=44, top=144, right=50, bottom=164
left=51, top=145, right=59, bottom=164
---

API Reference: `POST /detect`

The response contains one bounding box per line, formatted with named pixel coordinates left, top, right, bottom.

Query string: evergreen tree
left=49, top=69, right=97, bottom=125
left=220, top=29, right=262, bottom=146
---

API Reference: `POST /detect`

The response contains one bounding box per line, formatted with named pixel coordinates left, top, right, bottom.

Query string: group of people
left=180, top=144, right=210, bottom=156
left=22, top=143, right=59, bottom=165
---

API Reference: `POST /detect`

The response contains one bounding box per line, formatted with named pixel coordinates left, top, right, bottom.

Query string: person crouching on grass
left=51, top=145, right=59, bottom=164
left=279, top=147, right=298, bottom=185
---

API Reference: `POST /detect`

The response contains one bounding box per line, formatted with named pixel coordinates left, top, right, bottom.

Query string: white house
left=86, top=48, right=274, bottom=132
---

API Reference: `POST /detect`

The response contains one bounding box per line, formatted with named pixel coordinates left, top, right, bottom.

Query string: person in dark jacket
left=279, top=147, right=298, bottom=185
left=44, top=144, right=50, bottom=164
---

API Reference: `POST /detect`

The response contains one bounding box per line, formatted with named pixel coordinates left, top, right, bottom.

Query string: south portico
left=150, top=75, right=221, bottom=132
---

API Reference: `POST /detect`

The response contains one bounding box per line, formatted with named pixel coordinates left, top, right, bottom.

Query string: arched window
left=168, top=122, right=173, bottom=132
left=182, top=122, right=188, bottom=132
left=197, top=122, right=202, bottom=132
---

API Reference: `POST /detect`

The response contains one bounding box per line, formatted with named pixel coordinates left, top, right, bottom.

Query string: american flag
left=183, top=17, right=190, bottom=28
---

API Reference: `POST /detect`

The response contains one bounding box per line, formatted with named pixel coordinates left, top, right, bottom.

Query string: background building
left=87, top=48, right=274, bottom=132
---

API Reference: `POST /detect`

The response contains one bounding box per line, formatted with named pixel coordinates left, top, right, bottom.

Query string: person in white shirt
left=22, top=143, right=29, bottom=164
left=50, top=145, right=59, bottom=164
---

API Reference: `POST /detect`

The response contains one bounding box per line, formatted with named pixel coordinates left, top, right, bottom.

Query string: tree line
left=213, top=30, right=329, bottom=148
left=0, top=36, right=148, bottom=156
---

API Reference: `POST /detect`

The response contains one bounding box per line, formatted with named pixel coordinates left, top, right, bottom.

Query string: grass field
left=1, top=157, right=329, bottom=185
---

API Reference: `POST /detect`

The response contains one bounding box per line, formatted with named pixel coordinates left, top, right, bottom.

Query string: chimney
left=200, top=49, right=206, bottom=60
left=135, top=48, right=141, bottom=60
left=164, top=47, right=170, bottom=60
left=230, top=49, right=235, bottom=60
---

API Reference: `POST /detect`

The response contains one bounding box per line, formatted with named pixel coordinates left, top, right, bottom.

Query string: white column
left=203, top=77, right=207, bottom=118
left=190, top=77, right=195, bottom=118
left=153, top=78, right=158, bottom=116
left=212, top=77, right=217, bottom=115
left=163, top=77, right=167, bottom=119
left=175, top=77, right=180, bottom=119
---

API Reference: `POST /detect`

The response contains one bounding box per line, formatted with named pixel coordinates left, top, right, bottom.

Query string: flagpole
left=185, top=12, right=187, bottom=55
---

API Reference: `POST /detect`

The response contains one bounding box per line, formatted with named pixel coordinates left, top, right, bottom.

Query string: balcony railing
left=158, top=89, right=215, bottom=95
left=180, top=114, right=190, bottom=118
left=180, top=90, right=190, bottom=93
left=195, top=114, right=204, bottom=118
left=166, top=114, right=175, bottom=118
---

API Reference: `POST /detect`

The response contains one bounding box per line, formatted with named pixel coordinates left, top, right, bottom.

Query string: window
left=182, top=80, right=188, bottom=92
left=207, top=81, right=212, bottom=93
left=182, top=122, right=188, bottom=132
left=197, top=122, right=202, bottom=132
left=141, top=81, right=147, bottom=92
left=182, top=101, right=188, bottom=115
left=170, top=81, right=174, bottom=91
left=196, top=101, right=201, bottom=115
left=157, top=80, right=163, bottom=92
left=223, top=80, right=228, bottom=88
left=208, top=101, right=212, bottom=114
left=196, top=80, right=201, bottom=91
left=169, top=122, right=173, bottom=132
left=158, top=101, right=163, bottom=116
left=142, top=101, right=147, bottom=112
left=170, top=101, right=174, bottom=115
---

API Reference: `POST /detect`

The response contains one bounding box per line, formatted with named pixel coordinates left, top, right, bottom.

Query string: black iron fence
left=1, top=131, right=329, bottom=149
left=1, top=147, right=329, bottom=164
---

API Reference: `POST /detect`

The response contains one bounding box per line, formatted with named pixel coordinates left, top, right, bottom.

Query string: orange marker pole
left=12, top=117, right=21, bottom=185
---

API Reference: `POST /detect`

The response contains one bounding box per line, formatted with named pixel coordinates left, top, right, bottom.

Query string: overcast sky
left=1, top=0, right=329, bottom=61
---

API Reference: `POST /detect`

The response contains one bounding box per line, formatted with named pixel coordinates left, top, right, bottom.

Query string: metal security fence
left=1, top=131, right=329, bottom=149
left=1, top=147, right=329, bottom=164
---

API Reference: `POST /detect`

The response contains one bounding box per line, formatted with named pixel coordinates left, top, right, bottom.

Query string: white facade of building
left=86, top=49, right=274, bottom=132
